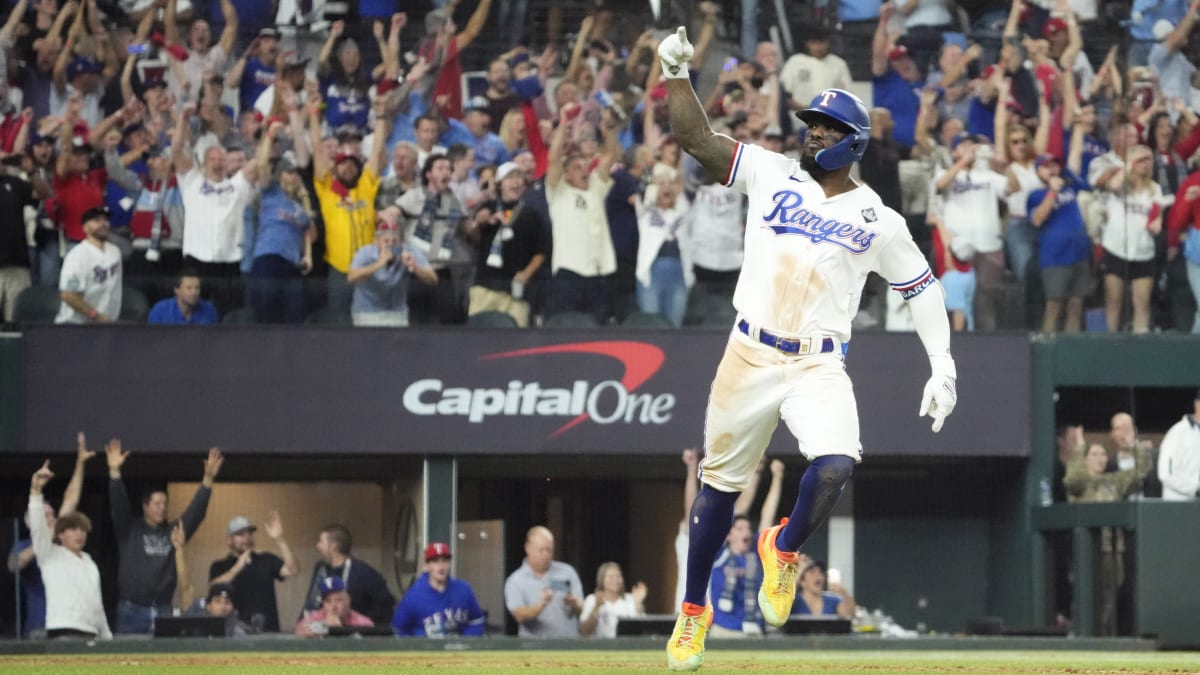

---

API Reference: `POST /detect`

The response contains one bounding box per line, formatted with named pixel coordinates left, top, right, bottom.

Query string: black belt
left=737, top=320, right=835, bottom=355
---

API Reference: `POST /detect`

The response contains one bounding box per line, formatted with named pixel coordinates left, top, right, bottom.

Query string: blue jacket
left=392, top=572, right=485, bottom=637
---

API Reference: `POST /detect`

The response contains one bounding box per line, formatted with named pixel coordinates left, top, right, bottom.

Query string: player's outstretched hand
left=919, top=356, right=957, bottom=433
left=657, top=27, right=694, bottom=79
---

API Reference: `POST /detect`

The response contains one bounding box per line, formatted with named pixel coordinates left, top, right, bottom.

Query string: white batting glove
left=919, top=354, right=957, bottom=433
left=657, top=26, right=694, bottom=80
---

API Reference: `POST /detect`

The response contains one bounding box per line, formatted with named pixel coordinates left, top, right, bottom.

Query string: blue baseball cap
left=67, top=57, right=102, bottom=79
left=319, top=576, right=346, bottom=598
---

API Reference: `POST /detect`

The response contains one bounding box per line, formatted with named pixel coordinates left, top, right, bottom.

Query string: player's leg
left=669, top=335, right=782, bottom=671
left=777, top=358, right=861, bottom=549
left=756, top=357, right=861, bottom=626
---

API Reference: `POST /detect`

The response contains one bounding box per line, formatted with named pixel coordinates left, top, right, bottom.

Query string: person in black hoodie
left=108, top=439, right=223, bottom=633
left=300, top=524, right=395, bottom=626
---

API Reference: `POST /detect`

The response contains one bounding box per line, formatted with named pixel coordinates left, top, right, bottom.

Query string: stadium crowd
left=0, top=0, right=1196, bottom=332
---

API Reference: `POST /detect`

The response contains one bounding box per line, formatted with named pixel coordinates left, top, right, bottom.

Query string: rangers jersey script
left=724, top=142, right=934, bottom=341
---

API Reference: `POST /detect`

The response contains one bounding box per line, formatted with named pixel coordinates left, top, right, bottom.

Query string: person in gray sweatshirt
left=107, top=439, right=224, bottom=633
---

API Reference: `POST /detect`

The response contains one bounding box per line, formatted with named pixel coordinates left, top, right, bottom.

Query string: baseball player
left=657, top=28, right=958, bottom=672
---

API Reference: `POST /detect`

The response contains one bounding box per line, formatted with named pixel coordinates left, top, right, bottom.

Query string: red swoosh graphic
left=480, top=341, right=665, bottom=437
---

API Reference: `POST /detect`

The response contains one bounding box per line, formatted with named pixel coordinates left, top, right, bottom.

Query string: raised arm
left=53, top=6, right=87, bottom=92
left=178, top=448, right=222, bottom=539
left=593, top=109, right=622, bottom=179
left=216, top=0, right=239, bottom=56
left=871, top=2, right=896, bottom=78
left=254, top=119, right=281, bottom=188
left=172, top=103, right=195, bottom=174
left=563, top=15, right=593, bottom=84
left=545, top=105, right=573, bottom=188
left=28, top=462, right=56, bottom=561
left=660, top=29, right=737, bottom=183
left=366, top=98, right=390, bottom=177
left=0, top=0, right=28, bottom=42
left=59, top=432, right=96, bottom=517
left=454, top=0, right=495, bottom=53
left=382, top=13, right=406, bottom=80
left=171, top=522, right=195, bottom=608
left=691, top=2, right=720, bottom=72
left=263, top=511, right=301, bottom=577
left=164, top=0, right=180, bottom=46
left=308, top=93, right=330, bottom=180
left=759, top=460, right=785, bottom=529
left=941, top=43, right=981, bottom=89
left=682, top=448, right=700, bottom=521
left=225, top=38, right=259, bottom=90
left=317, top=20, right=344, bottom=73
left=120, top=48, right=140, bottom=103
left=734, top=458, right=766, bottom=517
left=1032, top=82, right=1051, bottom=156
left=107, top=439, right=133, bottom=544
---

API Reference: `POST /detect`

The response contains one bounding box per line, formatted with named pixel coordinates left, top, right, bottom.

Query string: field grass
left=1, top=650, right=1198, bottom=674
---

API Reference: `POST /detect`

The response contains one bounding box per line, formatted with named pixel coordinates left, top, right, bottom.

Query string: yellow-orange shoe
left=757, top=518, right=800, bottom=626
left=666, top=602, right=713, bottom=672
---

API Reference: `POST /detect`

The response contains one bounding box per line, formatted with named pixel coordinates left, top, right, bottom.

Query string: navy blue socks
left=776, top=455, right=855, bottom=552
left=682, top=485, right=740, bottom=606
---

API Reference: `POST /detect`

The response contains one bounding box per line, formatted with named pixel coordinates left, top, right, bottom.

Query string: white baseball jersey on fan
left=699, top=142, right=936, bottom=492
left=932, top=165, right=1007, bottom=254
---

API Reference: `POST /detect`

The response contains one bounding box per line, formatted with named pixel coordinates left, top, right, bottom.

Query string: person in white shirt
left=687, top=161, right=746, bottom=301
left=932, top=133, right=1013, bottom=330
left=580, top=562, right=646, bottom=639
left=165, top=0, right=238, bottom=102
left=172, top=102, right=261, bottom=311
left=634, top=164, right=693, bottom=326
left=779, top=32, right=852, bottom=116
left=56, top=207, right=122, bottom=324
left=545, top=102, right=620, bottom=324
left=1158, top=391, right=1200, bottom=501
left=28, top=460, right=111, bottom=640
left=1095, top=144, right=1162, bottom=333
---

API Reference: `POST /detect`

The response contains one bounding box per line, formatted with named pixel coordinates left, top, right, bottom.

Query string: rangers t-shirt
left=56, top=240, right=122, bottom=323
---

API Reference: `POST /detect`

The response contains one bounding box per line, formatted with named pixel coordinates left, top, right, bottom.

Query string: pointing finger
left=931, top=414, right=945, bottom=433
left=676, top=26, right=688, bottom=43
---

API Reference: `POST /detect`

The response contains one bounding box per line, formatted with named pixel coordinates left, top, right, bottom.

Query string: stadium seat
left=12, top=286, right=60, bottom=325
left=305, top=306, right=351, bottom=326
left=542, top=311, right=599, bottom=328
left=685, top=292, right=737, bottom=328
left=221, top=308, right=255, bottom=324
left=120, top=286, right=149, bottom=322
left=467, top=310, right=520, bottom=328
left=620, top=311, right=675, bottom=329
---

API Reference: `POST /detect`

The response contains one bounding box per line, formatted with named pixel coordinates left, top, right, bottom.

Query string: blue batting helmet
left=795, top=89, right=871, bottom=170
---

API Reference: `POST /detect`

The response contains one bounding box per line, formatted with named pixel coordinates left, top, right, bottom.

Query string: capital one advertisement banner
left=21, top=327, right=1029, bottom=457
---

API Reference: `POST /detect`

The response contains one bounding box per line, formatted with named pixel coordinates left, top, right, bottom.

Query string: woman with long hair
left=1097, top=144, right=1163, bottom=332
left=580, top=562, right=646, bottom=638
left=995, top=81, right=1050, bottom=283
left=318, top=22, right=372, bottom=131
left=635, top=164, right=693, bottom=326
left=247, top=126, right=317, bottom=323
left=1145, top=110, right=1189, bottom=199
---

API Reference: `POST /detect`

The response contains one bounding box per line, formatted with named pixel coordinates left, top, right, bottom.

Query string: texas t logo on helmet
left=795, top=88, right=872, bottom=171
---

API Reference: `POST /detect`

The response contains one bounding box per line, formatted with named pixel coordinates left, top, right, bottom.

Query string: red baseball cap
left=887, top=45, right=911, bottom=61
left=424, top=542, right=452, bottom=561
left=1042, top=18, right=1068, bottom=38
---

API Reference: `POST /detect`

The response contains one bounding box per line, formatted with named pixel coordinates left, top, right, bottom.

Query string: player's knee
left=812, top=455, right=855, bottom=487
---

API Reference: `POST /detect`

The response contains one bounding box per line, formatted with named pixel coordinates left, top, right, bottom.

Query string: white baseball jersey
left=723, top=142, right=934, bottom=343
left=932, top=165, right=1007, bottom=254
left=56, top=240, right=122, bottom=324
